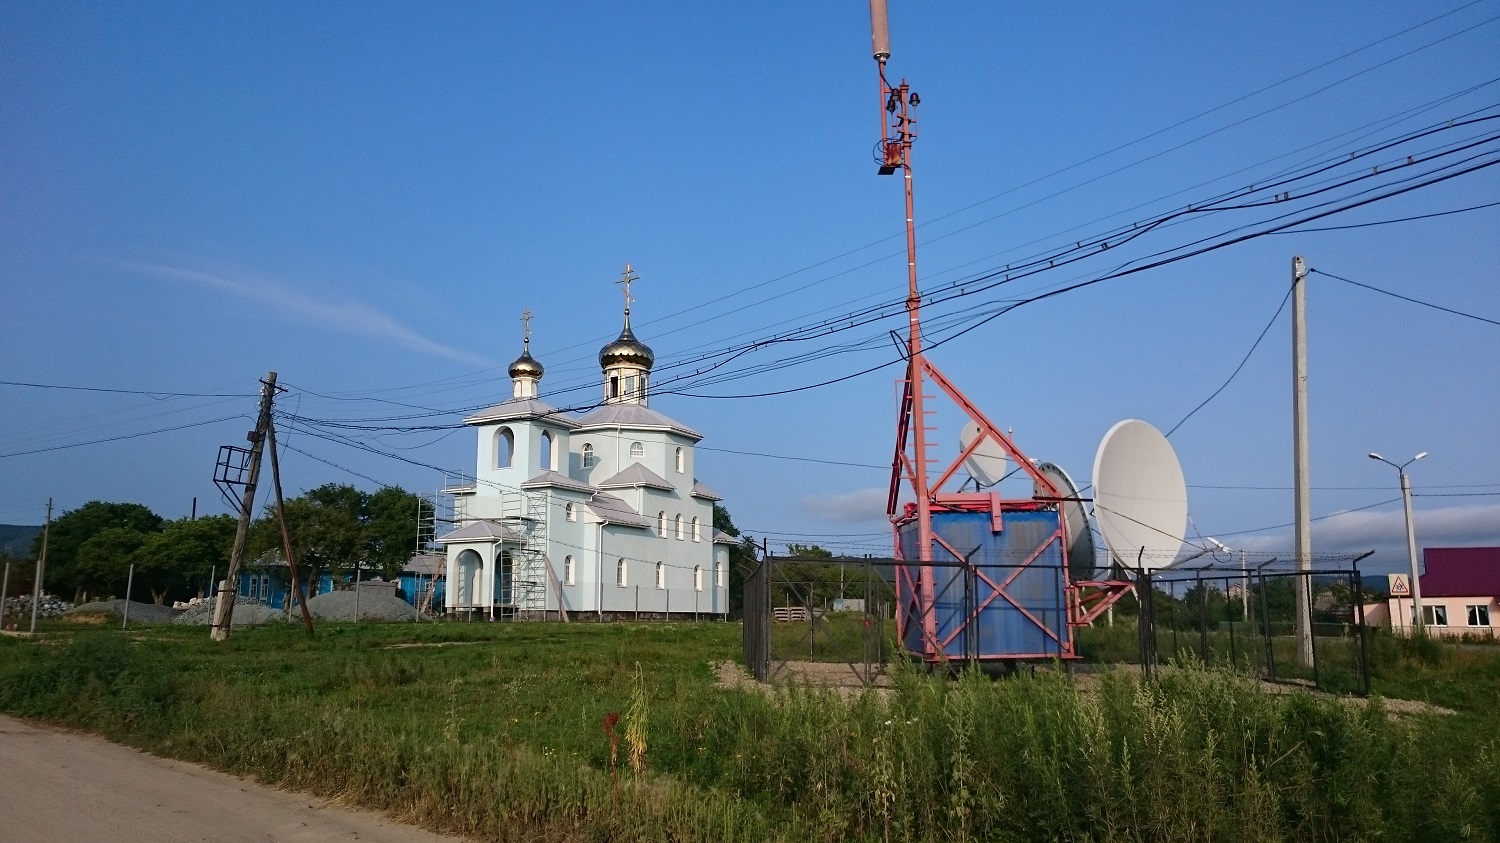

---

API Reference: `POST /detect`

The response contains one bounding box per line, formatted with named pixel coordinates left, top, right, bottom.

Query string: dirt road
left=0, top=714, right=464, bottom=842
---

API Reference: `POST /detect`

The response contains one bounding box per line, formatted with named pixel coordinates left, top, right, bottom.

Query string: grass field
left=2, top=620, right=1497, bottom=842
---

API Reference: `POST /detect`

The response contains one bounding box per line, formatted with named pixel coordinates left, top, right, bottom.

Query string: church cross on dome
left=617, top=263, right=639, bottom=322
left=520, top=307, right=533, bottom=349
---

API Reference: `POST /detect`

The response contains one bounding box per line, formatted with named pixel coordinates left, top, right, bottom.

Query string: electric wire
left=0, top=415, right=247, bottom=459
left=1166, top=287, right=1293, bottom=437
left=1310, top=268, right=1500, bottom=327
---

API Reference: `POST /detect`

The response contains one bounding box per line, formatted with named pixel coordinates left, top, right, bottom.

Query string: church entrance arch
left=456, top=549, right=484, bottom=607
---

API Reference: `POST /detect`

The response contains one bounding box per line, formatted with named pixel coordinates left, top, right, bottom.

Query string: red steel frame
left=871, top=31, right=1131, bottom=662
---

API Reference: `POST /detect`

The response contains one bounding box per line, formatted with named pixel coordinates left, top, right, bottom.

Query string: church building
left=437, top=270, right=733, bottom=619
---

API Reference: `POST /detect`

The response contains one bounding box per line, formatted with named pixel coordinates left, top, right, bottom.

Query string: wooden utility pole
left=30, top=498, right=51, bottom=633
left=1291, top=256, right=1314, bottom=667
left=267, top=419, right=315, bottom=635
left=211, top=372, right=278, bottom=641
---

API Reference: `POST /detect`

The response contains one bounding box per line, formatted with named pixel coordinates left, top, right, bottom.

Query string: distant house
left=235, top=556, right=381, bottom=610
left=1362, top=547, right=1499, bottom=639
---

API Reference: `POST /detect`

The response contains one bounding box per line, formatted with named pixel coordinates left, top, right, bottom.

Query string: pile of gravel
left=172, top=598, right=285, bottom=627
left=305, top=589, right=417, bottom=622
left=66, top=600, right=181, bottom=624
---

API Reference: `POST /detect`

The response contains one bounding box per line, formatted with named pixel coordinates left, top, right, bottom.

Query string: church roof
left=521, top=470, right=596, bottom=494
left=586, top=493, right=653, bottom=529
left=597, top=463, right=675, bottom=491
left=402, top=552, right=445, bottom=577
left=713, top=530, right=739, bottom=545
left=464, top=398, right=578, bottom=427
left=573, top=403, right=702, bottom=440
left=436, top=520, right=523, bottom=543
left=690, top=480, right=722, bottom=500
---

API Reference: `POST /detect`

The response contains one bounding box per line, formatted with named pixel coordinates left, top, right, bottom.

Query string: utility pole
left=1291, top=256, right=1314, bottom=667
left=267, top=418, right=315, bottom=635
left=1400, top=470, right=1423, bottom=632
left=211, top=372, right=278, bottom=641
left=30, top=498, right=51, bottom=633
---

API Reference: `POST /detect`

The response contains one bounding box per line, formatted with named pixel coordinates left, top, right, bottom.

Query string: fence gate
left=742, top=554, right=896, bottom=687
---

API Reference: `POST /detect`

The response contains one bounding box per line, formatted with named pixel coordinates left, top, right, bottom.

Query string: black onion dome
left=598, top=321, right=654, bottom=369
left=508, top=349, right=544, bottom=379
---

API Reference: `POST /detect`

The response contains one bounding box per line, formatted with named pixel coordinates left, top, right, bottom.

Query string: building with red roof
left=1363, top=547, right=1499, bottom=638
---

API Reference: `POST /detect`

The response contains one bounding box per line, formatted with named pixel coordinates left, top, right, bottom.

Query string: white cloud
left=121, top=261, right=493, bottom=367
left=1232, top=501, right=1500, bottom=575
left=800, top=486, right=889, bottom=524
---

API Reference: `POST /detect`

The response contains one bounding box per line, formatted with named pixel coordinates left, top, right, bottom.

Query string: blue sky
left=3, top=1, right=1497, bottom=576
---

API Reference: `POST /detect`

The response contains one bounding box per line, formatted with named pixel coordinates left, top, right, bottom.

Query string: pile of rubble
left=3, top=594, right=71, bottom=620
left=306, top=589, right=417, bottom=622
left=172, top=598, right=285, bottom=627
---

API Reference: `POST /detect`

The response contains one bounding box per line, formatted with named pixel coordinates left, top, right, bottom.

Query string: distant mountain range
left=0, top=524, right=41, bottom=559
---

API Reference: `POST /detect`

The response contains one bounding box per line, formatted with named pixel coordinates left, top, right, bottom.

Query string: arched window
left=715, top=562, right=724, bottom=588
left=675, top=446, right=684, bottom=473
left=640, top=374, right=648, bottom=400
left=693, top=565, right=703, bottom=592
left=691, top=516, right=701, bottom=542
left=616, top=558, right=627, bottom=587
left=630, top=441, right=644, bottom=459
left=565, top=502, right=576, bottom=522
left=564, top=555, right=575, bottom=586
left=657, top=511, right=667, bottom=538
left=674, top=514, right=684, bottom=540
left=540, top=431, right=553, bottom=471
left=610, top=375, right=619, bottom=399
left=655, top=562, right=665, bottom=589
left=582, top=443, right=595, bottom=468
left=495, top=428, right=514, bottom=468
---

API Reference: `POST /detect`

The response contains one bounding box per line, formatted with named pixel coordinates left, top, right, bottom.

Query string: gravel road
left=0, top=714, right=465, bottom=842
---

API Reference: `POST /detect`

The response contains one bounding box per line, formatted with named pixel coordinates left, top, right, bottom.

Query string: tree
left=365, top=486, right=423, bottom=579
left=713, top=503, right=758, bottom=616
left=133, top=515, right=236, bottom=604
left=74, top=527, right=151, bottom=597
left=31, top=501, right=164, bottom=599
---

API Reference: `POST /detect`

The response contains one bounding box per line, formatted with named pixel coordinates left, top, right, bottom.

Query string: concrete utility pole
left=30, top=498, right=52, bottom=633
left=1291, top=256, right=1314, bottom=667
left=211, top=372, right=278, bottom=641
left=1371, top=451, right=1427, bottom=633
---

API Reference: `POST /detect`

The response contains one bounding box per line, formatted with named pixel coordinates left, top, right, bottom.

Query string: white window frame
left=1418, top=604, right=1448, bottom=626
left=693, top=565, right=702, bottom=592
left=674, top=513, right=684, bottom=540
left=657, top=511, right=667, bottom=538
left=675, top=447, right=685, bottom=473
left=539, top=431, right=553, bottom=471
left=582, top=443, right=595, bottom=468
left=495, top=427, right=514, bottom=469
left=616, top=558, right=627, bottom=587
left=1467, top=604, right=1491, bottom=627
left=630, top=441, right=645, bottom=459
left=565, top=502, right=576, bottom=522
left=655, top=562, right=666, bottom=589
left=564, top=555, right=575, bottom=586
left=716, top=561, right=725, bottom=588
left=691, top=516, right=701, bottom=542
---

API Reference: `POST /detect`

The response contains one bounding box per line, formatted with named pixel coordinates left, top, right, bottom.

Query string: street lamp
left=1369, top=451, right=1427, bottom=635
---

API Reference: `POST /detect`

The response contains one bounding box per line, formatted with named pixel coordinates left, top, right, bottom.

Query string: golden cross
left=617, top=263, right=638, bottom=312
left=520, top=307, right=533, bottom=344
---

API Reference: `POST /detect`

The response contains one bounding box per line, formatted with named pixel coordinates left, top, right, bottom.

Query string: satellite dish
left=1091, top=420, right=1188, bottom=571
left=1034, top=462, right=1098, bottom=579
left=959, top=421, right=1009, bottom=487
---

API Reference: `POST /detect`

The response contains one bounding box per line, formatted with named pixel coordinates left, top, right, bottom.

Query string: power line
left=1166, top=286, right=1292, bottom=437
left=0, top=379, right=255, bottom=398
left=1310, top=267, right=1500, bottom=327
left=1269, top=198, right=1500, bottom=232
left=1211, top=497, right=1404, bottom=538
left=0, top=415, right=246, bottom=459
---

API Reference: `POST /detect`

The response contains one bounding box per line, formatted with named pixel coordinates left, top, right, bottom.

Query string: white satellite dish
left=1091, top=419, right=1188, bottom=571
left=959, top=420, right=1009, bottom=487
left=1034, top=462, right=1098, bottom=579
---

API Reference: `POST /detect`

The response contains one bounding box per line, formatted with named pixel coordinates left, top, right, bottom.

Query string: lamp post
left=1369, top=451, right=1426, bottom=635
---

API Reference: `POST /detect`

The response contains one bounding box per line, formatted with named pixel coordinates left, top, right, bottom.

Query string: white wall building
left=438, top=300, right=734, bottom=619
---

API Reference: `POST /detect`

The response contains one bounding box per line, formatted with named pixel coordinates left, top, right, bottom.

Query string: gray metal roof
left=464, top=397, right=579, bottom=427
left=521, top=470, right=596, bottom=494
left=598, top=463, right=675, bottom=492
left=712, top=530, right=740, bottom=545
left=436, top=520, right=523, bottom=543
left=586, top=493, right=653, bottom=529
left=690, top=480, right=723, bottom=500
left=573, top=403, right=702, bottom=440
